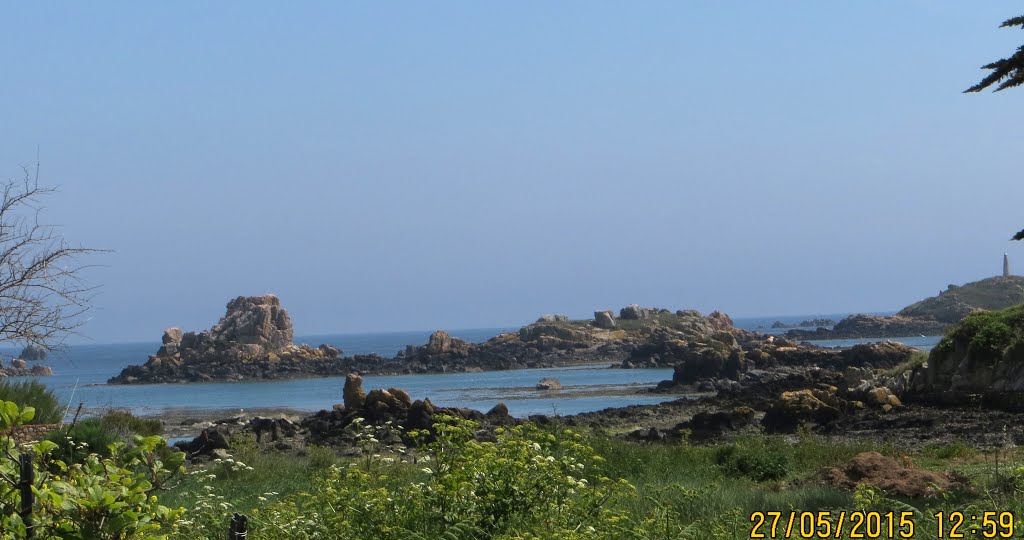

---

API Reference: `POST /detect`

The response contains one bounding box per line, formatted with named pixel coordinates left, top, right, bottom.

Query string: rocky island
left=110, top=296, right=778, bottom=384
left=109, top=295, right=345, bottom=383
left=110, top=294, right=932, bottom=390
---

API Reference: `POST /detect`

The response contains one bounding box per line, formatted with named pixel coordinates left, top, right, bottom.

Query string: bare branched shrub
left=0, top=163, right=101, bottom=350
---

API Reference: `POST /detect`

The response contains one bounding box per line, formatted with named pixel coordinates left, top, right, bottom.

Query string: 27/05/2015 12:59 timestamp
left=749, top=511, right=1015, bottom=538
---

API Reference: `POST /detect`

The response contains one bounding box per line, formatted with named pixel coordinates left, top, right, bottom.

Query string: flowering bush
left=251, top=415, right=636, bottom=539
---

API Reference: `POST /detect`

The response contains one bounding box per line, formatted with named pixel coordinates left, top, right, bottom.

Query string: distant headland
left=787, top=271, right=1024, bottom=340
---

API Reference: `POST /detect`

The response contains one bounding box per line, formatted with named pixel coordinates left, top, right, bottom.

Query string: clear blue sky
left=2, top=2, right=1022, bottom=344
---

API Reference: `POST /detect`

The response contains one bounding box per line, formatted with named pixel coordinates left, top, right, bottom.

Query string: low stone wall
left=5, top=423, right=61, bottom=444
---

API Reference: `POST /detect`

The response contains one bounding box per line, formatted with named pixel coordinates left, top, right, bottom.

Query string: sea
left=1, top=314, right=942, bottom=419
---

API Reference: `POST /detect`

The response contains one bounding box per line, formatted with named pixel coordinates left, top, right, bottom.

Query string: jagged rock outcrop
left=19, top=345, right=47, bottom=361
left=303, top=375, right=518, bottom=448
left=212, top=295, right=294, bottom=349
left=109, top=295, right=344, bottom=384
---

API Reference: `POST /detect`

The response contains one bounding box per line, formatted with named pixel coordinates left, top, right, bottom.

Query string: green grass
left=879, top=351, right=929, bottom=377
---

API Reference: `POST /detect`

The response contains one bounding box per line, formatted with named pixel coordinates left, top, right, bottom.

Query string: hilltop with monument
left=788, top=254, right=1024, bottom=340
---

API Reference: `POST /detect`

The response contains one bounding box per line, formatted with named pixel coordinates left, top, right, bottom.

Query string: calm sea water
left=1, top=316, right=941, bottom=418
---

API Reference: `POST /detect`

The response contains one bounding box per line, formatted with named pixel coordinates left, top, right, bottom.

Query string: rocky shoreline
left=159, top=304, right=1024, bottom=463
left=110, top=281, right=1024, bottom=458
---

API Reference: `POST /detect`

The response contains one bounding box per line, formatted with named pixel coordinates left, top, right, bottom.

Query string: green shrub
left=46, top=417, right=118, bottom=461
left=46, top=409, right=162, bottom=463
left=99, top=408, right=162, bottom=438
left=0, top=379, right=62, bottom=424
left=0, top=400, right=185, bottom=538
left=937, top=304, right=1024, bottom=357
left=970, top=320, right=1015, bottom=357
left=715, top=442, right=790, bottom=482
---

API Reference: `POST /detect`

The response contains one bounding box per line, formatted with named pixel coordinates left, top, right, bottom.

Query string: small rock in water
left=536, top=378, right=562, bottom=391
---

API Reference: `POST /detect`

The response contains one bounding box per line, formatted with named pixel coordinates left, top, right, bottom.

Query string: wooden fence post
left=19, top=453, right=34, bottom=538
left=229, top=512, right=248, bottom=539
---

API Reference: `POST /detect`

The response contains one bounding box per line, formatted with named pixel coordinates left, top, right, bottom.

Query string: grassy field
left=159, top=423, right=1024, bottom=539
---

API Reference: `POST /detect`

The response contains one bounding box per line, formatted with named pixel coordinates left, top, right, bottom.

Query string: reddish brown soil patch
left=823, top=451, right=951, bottom=498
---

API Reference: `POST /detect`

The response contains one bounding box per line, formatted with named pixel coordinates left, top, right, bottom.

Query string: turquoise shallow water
left=1, top=315, right=941, bottom=418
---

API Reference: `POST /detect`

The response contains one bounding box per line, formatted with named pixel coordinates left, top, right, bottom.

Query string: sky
left=2, top=2, right=1023, bottom=344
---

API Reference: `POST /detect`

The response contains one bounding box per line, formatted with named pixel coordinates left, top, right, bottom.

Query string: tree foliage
left=967, top=15, right=1024, bottom=242
left=966, top=15, right=1024, bottom=93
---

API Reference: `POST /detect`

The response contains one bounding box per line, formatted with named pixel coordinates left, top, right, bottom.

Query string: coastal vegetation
left=0, top=380, right=62, bottom=424
left=8, top=394, right=1024, bottom=539
left=150, top=421, right=1024, bottom=538
left=4, top=368, right=1024, bottom=536
left=935, top=303, right=1024, bottom=357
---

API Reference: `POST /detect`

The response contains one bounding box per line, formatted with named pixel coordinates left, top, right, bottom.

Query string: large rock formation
left=303, top=375, right=517, bottom=448
left=654, top=338, right=918, bottom=391
left=18, top=345, right=47, bottom=361
left=393, top=307, right=758, bottom=375
left=109, top=295, right=344, bottom=384
left=0, top=358, right=53, bottom=377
